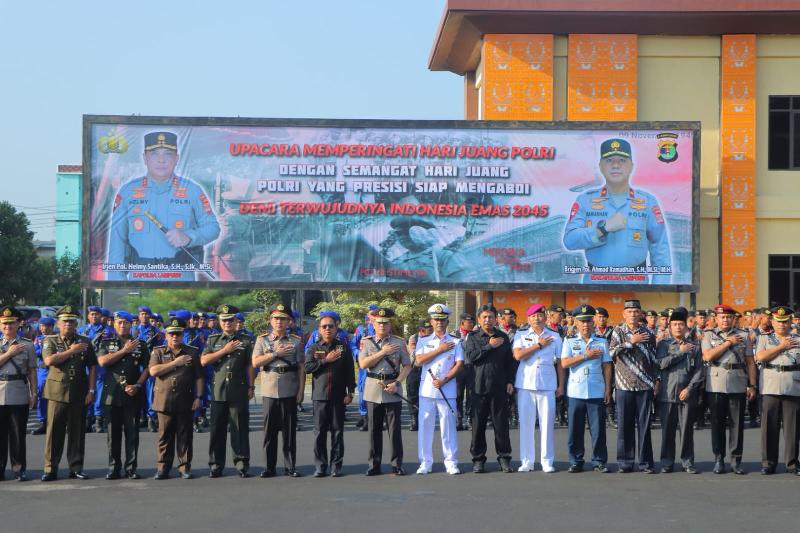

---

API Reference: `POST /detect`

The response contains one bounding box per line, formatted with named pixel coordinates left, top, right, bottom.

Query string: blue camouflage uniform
left=33, top=318, right=57, bottom=424
left=106, top=172, right=220, bottom=281
left=563, top=185, right=671, bottom=284
left=79, top=311, right=116, bottom=420
left=133, top=319, right=164, bottom=420
left=350, top=319, right=375, bottom=418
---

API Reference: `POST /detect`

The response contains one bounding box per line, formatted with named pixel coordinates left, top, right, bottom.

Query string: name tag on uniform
left=584, top=367, right=590, bottom=375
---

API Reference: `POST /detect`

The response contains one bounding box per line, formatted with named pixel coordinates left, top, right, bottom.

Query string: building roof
left=429, top=0, right=800, bottom=74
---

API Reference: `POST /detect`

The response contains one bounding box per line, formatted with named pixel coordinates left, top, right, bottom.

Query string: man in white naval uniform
left=414, top=304, right=464, bottom=475
left=513, top=304, right=564, bottom=473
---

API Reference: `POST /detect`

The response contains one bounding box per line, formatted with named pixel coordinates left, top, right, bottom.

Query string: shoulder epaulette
left=257, top=332, right=270, bottom=338
left=289, top=333, right=301, bottom=339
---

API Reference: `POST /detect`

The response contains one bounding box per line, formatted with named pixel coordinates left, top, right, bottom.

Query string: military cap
left=114, top=310, right=134, bottom=323
left=714, top=304, right=737, bottom=315
left=153, top=313, right=163, bottom=321
left=600, top=138, right=632, bottom=159
left=368, top=304, right=379, bottom=311
left=100, top=307, right=112, bottom=318
left=87, top=305, right=102, bottom=313
left=526, top=304, right=546, bottom=316
left=548, top=304, right=564, bottom=313
left=764, top=308, right=772, bottom=316
left=501, top=307, right=516, bottom=316
left=165, top=317, right=186, bottom=333
left=645, top=310, right=658, bottom=318
left=428, top=303, right=450, bottom=319
left=793, top=311, right=800, bottom=319
left=706, top=308, right=716, bottom=316
left=374, top=308, right=395, bottom=323
left=418, top=319, right=432, bottom=329
left=167, top=310, right=178, bottom=317
left=291, top=309, right=300, bottom=320
left=658, top=309, right=671, bottom=318
left=770, top=306, right=793, bottom=322
left=217, top=304, right=240, bottom=320
left=268, top=304, right=290, bottom=319
left=196, top=312, right=206, bottom=319
left=573, top=304, right=597, bottom=322
left=191, top=312, right=201, bottom=320
left=319, top=310, right=341, bottom=322
left=743, top=310, right=753, bottom=317
left=564, top=310, right=573, bottom=317
left=206, top=312, right=217, bottom=319
left=0, top=306, right=22, bottom=324
left=38, top=316, right=56, bottom=326
left=137, top=306, right=153, bottom=315
left=174, top=310, right=192, bottom=321
left=694, top=309, right=707, bottom=317
left=235, top=312, right=245, bottom=321
left=55, top=305, right=80, bottom=321
left=669, top=307, right=689, bottom=323
left=595, top=307, right=609, bottom=318
left=144, top=131, right=178, bottom=152
left=624, top=299, right=642, bottom=309
left=459, top=312, right=475, bottom=321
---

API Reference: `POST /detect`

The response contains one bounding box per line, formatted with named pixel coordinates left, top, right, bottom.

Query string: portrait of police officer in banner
left=563, top=138, right=672, bottom=284
left=106, top=132, right=220, bottom=281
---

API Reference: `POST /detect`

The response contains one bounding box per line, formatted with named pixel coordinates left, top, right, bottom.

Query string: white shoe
left=446, top=466, right=461, bottom=475
left=517, top=464, right=534, bottom=472
left=416, top=465, right=431, bottom=475
left=542, top=465, right=556, bottom=473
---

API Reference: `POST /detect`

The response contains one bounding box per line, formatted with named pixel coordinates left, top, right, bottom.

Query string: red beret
left=526, top=304, right=546, bottom=316
left=714, top=304, right=737, bottom=315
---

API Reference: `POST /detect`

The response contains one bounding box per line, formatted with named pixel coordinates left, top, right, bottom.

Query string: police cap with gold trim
left=269, top=304, right=291, bottom=319
left=573, top=305, right=597, bottom=322
left=600, top=138, right=632, bottom=160
left=165, top=317, right=186, bottom=333
left=0, top=306, right=22, bottom=324
left=55, top=305, right=80, bottom=321
left=770, top=306, right=794, bottom=322
left=427, top=304, right=450, bottom=320
left=216, top=304, right=240, bottom=321
left=144, top=131, right=177, bottom=152
left=374, top=308, right=395, bottom=323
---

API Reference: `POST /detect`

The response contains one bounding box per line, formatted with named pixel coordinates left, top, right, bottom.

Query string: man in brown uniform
left=201, top=304, right=255, bottom=478
left=96, top=311, right=150, bottom=480
left=358, top=308, right=412, bottom=476
left=0, top=306, right=37, bottom=481
left=41, top=305, right=97, bottom=481
left=252, top=304, right=305, bottom=478
left=149, top=317, right=204, bottom=479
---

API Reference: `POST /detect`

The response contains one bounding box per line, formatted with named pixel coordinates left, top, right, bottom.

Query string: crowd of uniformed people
left=1, top=299, right=800, bottom=481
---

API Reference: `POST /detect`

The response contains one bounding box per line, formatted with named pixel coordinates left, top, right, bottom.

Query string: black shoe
left=568, top=464, right=583, bottom=473
left=618, top=467, right=633, bottom=474
left=356, top=416, right=366, bottom=428
left=106, top=471, right=121, bottom=480
left=181, top=470, right=193, bottom=480
left=642, top=466, right=656, bottom=474
left=365, top=466, right=381, bottom=476
left=732, top=462, right=745, bottom=475
left=473, top=462, right=486, bottom=474
left=331, top=466, right=342, bottom=477
left=313, top=469, right=327, bottom=478
left=193, top=418, right=203, bottom=433
left=392, top=466, right=405, bottom=476
left=126, top=471, right=141, bottom=480
left=69, top=471, right=90, bottom=480
left=660, top=466, right=673, bottom=474
left=31, top=424, right=46, bottom=435
left=238, top=468, right=249, bottom=478
left=285, top=469, right=300, bottom=477
left=41, top=472, right=57, bottom=482
left=409, top=422, right=418, bottom=432
left=359, top=424, right=368, bottom=432
left=761, top=466, right=775, bottom=475
left=297, top=403, right=305, bottom=413
left=209, top=468, right=223, bottom=478
left=795, top=469, right=800, bottom=477
left=593, top=463, right=609, bottom=473
left=15, top=471, right=27, bottom=482
left=259, top=470, right=275, bottom=478
left=148, top=417, right=158, bottom=432
left=713, top=461, right=725, bottom=474
left=95, top=417, right=106, bottom=433
left=684, top=465, right=698, bottom=474
left=456, top=422, right=464, bottom=431
left=154, top=470, right=169, bottom=480
left=499, top=459, right=513, bottom=473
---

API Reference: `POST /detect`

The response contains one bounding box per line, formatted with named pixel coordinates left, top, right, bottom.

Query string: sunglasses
left=320, top=324, right=336, bottom=329
left=166, top=331, right=182, bottom=336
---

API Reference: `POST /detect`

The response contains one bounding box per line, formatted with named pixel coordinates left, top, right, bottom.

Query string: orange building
left=429, top=1, right=800, bottom=319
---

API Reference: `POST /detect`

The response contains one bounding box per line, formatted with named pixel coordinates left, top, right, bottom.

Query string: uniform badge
left=633, top=231, right=641, bottom=241
left=113, top=194, right=122, bottom=212
left=435, top=305, right=443, bottom=313
left=657, top=133, right=679, bottom=163
left=569, top=202, right=579, bottom=221
left=630, top=203, right=647, bottom=210
left=275, top=304, right=284, bottom=311
left=652, top=206, right=665, bottom=224
left=175, top=220, right=184, bottom=229
left=133, top=217, right=144, bottom=231
left=586, top=220, right=592, bottom=227
left=200, top=193, right=213, bottom=214
left=590, top=203, right=605, bottom=210
left=133, top=206, right=141, bottom=214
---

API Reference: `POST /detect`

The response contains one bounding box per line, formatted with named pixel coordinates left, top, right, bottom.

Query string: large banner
left=83, top=117, right=699, bottom=290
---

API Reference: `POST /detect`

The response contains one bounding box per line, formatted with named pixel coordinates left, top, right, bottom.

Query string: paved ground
left=3, top=400, right=796, bottom=533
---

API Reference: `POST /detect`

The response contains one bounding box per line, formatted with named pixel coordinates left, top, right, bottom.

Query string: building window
left=768, top=96, right=800, bottom=170
left=768, top=254, right=800, bottom=308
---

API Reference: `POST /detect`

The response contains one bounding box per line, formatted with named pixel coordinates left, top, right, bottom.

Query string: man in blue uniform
left=351, top=305, right=378, bottom=431
left=563, top=138, right=672, bottom=284
left=133, top=306, right=163, bottom=432
left=79, top=306, right=115, bottom=434
left=106, top=131, right=220, bottom=281
left=31, top=317, right=56, bottom=435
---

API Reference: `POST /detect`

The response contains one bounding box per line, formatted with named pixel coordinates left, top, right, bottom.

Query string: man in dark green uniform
left=41, top=306, right=97, bottom=481
left=96, top=311, right=150, bottom=479
left=201, top=304, right=255, bottom=478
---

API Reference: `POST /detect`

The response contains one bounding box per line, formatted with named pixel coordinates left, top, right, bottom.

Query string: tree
left=0, top=201, right=53, bottom=305
left=46, top=253, right=81, bottom=305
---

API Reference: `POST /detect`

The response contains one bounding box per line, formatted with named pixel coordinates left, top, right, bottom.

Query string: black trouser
left=658, top=399, right=697, bottom=467
left=0, top=404, right=29, bottom=474
left=470, top=391, right=511, bottom=464
left=707, top=392, right=745, bottom=462
left=44, top=401, right=86, bottom=473
left=209, top=400, right=250, bottom=470
left=616, top=389, right=654, bottom=469
left=366, top=402, right=403, bottom=468
left=262, top=397, right=297, bottom=472
left=761, top=394, right=800, bottom=470
left=313, top=399, right=345, bottom=470
left=456, top=365, right=474, bottom=425
left=406, top=366, right=421, bottom=417
left=105, top=404, right=140, bottom=473
left=156, top=411, right=193, bottom=473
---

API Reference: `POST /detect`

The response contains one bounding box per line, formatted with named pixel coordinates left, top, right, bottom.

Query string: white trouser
left=417, top=396, right=458, bottom=469
left=517, top=389, right=555, bottom=469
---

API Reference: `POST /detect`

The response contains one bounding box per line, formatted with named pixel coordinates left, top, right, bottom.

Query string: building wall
left=55, top=170, right=81, bottom=258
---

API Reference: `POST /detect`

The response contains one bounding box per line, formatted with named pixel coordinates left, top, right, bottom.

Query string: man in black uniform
left=405, top=319, right=432, bottom=431
left=452, top=312, right=475, bottom=431
left=305, top=311, right=356, bottom=477
left=464, top=304, right=516, bottom=473
left=201, top=304, right=255, bottom=478
left=96, top=311, right=150, bottom=479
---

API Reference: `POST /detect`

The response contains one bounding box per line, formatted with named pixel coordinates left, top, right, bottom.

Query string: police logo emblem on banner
left=2, top=308, right=11, bottom=317
left=657, top=133, right=679, bottom=163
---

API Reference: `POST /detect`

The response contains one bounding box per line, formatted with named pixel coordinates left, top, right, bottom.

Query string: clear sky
left=0, top=0, right=461, bottom=241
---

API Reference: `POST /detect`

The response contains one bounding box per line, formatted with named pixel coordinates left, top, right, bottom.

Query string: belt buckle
left=68, top=368, right=76, bottom=377
left=777, top=366, right=784, bottom=373
left=226, top=371, right=233, bottom=380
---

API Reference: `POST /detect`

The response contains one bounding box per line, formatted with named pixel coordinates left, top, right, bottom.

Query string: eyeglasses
left=320, top=324, right=336, bottom=329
